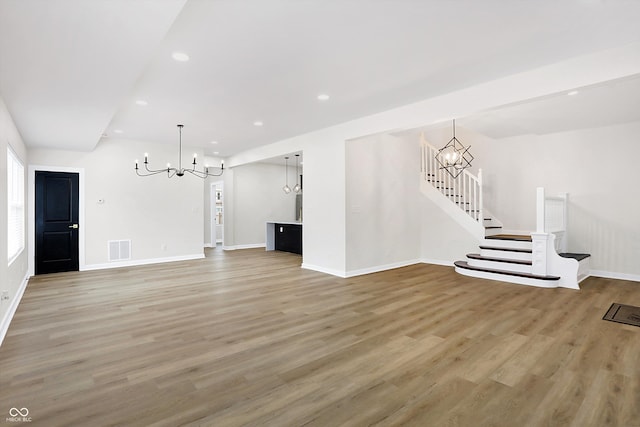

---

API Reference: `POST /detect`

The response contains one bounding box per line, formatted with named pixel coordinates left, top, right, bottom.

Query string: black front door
left=35, top=171, right=79, bottom=274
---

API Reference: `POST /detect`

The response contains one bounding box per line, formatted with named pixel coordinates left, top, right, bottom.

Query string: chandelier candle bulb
left=135, top=124, right=224, bottom=178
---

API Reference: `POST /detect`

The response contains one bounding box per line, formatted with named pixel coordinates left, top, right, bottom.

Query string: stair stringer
left=420, top=178, right=485, bottom=241
left=454, top=264, right=561, bottom=288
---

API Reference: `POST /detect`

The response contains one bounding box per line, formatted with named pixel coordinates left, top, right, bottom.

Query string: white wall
left=223, top=162, right=297, bottom=248
left=225, top=130, right=347, bottom=275
left=419, top=197, right=479, bottom=265
left=0, top=96, right=29, bottom=337
left=467, top=121, right=640, bottom=277
left=345, top=133, right=421, bottom=274
left=28, top=138, right=205, bottom=268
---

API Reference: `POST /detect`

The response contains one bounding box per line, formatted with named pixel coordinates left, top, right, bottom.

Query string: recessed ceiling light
left=567, top=90, right=579, bottom=96
left=135, top=100, right=148, bottom=106
left=317, top=94, right=330, bottom=101
left=172, top=52, right=190, bottom=62
left=213, top=151, right=219, bottom=155
left=209, top=140, right=218, bottom=145
left=253, top=121, right=263, bottom=126
left=114, top=129, right=123, bottom=134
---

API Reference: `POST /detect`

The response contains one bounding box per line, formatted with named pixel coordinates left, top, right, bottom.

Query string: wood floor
left=1, top=248, right=639, bottom=426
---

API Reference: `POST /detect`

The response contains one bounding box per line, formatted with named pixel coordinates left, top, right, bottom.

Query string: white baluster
left=478, top=168, right=483, bottom=223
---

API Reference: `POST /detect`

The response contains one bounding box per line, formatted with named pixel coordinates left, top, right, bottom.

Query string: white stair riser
left=484, top=228, right=503, bottom=236
left=455, top=267, right=560, bottom=288
left=467, top=259, right=532, bottom=274
left=482, top=239, right=532, bottom=250
left=480, top=249, right=532, bottom=261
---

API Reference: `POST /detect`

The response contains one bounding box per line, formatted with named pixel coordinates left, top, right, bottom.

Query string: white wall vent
left=108, top=240, right=131, bottom=262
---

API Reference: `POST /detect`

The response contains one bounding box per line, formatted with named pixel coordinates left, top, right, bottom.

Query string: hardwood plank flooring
left=1, top=248, right=639, bottom=426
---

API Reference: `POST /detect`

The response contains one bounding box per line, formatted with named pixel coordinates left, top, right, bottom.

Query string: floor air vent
left=108, top=240, right=131, bottom=262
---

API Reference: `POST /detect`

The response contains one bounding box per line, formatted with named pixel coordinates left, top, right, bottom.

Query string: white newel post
left=532, top=187, right=548, bottom=275
left=560, top=192, right=568, bottom=253
left=477, top=168, right=483, bottom=223
left=536, top=187, right=545, bottom=233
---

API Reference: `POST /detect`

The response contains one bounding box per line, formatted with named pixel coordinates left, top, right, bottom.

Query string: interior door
left=35, top=171, right=79, bottom=274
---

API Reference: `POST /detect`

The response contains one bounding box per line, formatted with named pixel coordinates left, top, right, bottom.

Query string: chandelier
left=434, top=119, right=473, bottom=178
left=135, top=124, right=224, bottom=178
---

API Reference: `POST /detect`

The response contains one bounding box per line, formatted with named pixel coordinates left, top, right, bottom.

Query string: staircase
left=455, top=234, right=561, bottom=287
left=420, top=134, right=590, bottom=289
left=420, top=134, right=502, bottom=241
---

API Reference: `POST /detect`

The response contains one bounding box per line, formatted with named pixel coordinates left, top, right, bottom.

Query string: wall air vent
left=108, top=240, right=131, bottom=262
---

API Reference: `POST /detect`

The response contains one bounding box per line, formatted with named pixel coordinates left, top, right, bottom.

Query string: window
left=7, top=147, right=24, bottom=264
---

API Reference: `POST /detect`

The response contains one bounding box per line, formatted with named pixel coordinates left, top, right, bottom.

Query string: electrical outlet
left=1, top=290, right=9, bottom=301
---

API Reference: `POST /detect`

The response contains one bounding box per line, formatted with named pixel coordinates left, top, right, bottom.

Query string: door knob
left=69, top=224, right=79, bottom=229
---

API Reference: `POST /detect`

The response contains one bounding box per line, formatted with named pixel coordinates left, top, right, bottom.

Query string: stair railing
left=421, top=134, right=483, bottom=224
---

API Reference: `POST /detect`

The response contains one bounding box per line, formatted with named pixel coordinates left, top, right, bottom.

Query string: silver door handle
left=69, top=224, right=78, bottom=229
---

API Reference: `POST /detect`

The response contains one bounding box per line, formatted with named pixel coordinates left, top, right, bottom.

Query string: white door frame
left=28, top=165, right=86, bottom=276
left=210, top=181, right=224, bottom=246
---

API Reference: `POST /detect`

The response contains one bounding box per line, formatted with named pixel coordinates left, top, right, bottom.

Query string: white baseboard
left=301, top=263, right=347, bottom=278
left=589, top=270, right=640, bottom=283
left=302, top=259, right=426, bottom=279
left=344, top=259, right=422, bottom=278
left=420, top=258, right=455, bottom=267
left=203, top=243, right=214, bottom=248
left=223, top=244, right=265, bottom=251
left=83, top=253, right=205, bottom=271
left=0, top=272, right=29, bottom=348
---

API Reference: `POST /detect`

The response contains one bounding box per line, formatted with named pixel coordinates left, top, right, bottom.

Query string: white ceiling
left=2, top=0, right=640, bottom=155
left=458, top=74, right=640, bottom=139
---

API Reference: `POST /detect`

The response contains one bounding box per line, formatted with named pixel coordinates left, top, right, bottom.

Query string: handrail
left=421, top=134, right=483, bottom=224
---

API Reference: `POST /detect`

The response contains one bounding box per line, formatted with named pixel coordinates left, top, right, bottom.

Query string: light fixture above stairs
left=435, top=119, right=474, bottom=179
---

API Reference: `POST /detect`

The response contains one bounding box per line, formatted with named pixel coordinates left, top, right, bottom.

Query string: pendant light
left=434, top=119, right=473, bottom=178
left=293, top=154, right=301, bottom=193
left=282, top=157, right=291, bottom=194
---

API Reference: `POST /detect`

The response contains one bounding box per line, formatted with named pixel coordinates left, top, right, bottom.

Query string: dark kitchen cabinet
left=275, top=223, right=302, bottom=255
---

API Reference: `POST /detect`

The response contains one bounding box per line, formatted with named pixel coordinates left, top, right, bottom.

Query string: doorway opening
left=210, top=181, right=224, bottom=247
